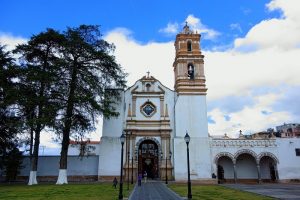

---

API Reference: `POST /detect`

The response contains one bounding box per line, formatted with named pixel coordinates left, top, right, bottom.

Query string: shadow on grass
left=168, top=184, right=274, bottom=200
left=0, top=183, right=134, bottom=200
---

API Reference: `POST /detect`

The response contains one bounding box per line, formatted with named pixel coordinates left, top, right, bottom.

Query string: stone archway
left=234, top=149, right=258, bottom=183
left=135, top=137, right=162, bottom=179
left=258, top=152, right=279, bottom=182
left=214, top=152, right=235, bottom=184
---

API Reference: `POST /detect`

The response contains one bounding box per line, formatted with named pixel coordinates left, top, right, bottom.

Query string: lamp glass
left=120, top=133, right=125, bottom=144
left=184, top=132, right=190, bottom=143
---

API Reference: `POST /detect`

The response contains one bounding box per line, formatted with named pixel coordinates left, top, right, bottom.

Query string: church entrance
left=138, top=140, right=159, bottom=179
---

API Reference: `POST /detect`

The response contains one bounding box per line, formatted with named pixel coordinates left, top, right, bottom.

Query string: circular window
left=141, top=101, right=156, bottom=117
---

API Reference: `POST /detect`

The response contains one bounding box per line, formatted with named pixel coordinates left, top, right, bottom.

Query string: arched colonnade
left=214, top=149, right=279, bottom=183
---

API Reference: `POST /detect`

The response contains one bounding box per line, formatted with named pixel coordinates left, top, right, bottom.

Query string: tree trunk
left=29, top=126, right=34, bottom=159
left=56, top=64, right=77, bottom=185
left=28, top=74, right=45, bottom=185
left=28, top=128, right=40, bottom=185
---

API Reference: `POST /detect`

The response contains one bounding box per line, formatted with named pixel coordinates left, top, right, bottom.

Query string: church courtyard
left=0, top=182, right=276, bottom=200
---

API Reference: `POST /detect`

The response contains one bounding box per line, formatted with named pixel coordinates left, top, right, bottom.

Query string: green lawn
left=0, top=183, right=275, bottom=200
left=168, top=184, right=274, bottom=200
left=0, top=183, right=133, bottom=200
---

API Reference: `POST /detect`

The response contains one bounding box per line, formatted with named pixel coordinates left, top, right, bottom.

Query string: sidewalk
left=225, top=183, right=300, bottom=200
left=129, top=181, right=183, bottom=200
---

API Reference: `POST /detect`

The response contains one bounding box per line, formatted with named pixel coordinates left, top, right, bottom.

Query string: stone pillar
left=131, top=134, right=137, bottom=181
left=274, top=164, right=279, bottom=181
left=233, top=164, right=237, bottom=184
left=160, top=96, right=164, bottom=118
left=132, top=96, right=136, bottom=117
left=257, top=164, right=261, bottom=183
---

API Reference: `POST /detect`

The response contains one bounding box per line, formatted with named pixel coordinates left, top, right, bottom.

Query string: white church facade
left=97, top=24, right=300, bottom=183
left=13, top=25, right=300, bottom=183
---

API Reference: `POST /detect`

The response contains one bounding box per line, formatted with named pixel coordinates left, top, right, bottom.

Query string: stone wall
left=1, top=155, right=99, bottom=182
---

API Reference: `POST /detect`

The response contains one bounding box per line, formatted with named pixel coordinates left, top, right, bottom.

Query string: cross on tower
left=146, top=71, right=150, bottom=78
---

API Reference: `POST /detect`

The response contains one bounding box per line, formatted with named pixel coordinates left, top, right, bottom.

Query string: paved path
left=128, top=181, right=183, bottom=200
left=225, top=184, right=300, bottom=200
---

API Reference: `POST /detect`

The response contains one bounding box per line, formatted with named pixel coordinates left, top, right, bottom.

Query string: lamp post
left=119, top=133, right=125, bottom=200
left=127, top=151, right=130, bottom=190
left=126, top=133, right=130, bottom=191
left=131, top=156, right=134, bottom=184
left=184, top=131, right=192, bottom=200
left=165, top=153, right=168, bottom=184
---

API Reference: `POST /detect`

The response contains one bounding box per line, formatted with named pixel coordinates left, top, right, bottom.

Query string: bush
left=3, top=147, right=23, bottom=182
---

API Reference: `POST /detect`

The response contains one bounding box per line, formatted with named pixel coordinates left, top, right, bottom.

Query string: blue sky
left=1, top=0, right=280, bottom=47
left=1, top=0, right=300, bottom=154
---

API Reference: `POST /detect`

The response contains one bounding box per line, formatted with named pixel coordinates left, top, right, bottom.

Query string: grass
left=0, top=183, right=133, bottom=200
left=168, top=184, right=274, bottom=200
left=0, top=182, right=275, bottom=200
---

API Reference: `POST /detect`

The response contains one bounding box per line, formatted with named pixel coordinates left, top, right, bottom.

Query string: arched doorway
left=259, top=155, right=278, bottom=182
left=214, top=153, right=235, bottom=184
left=217, top=157, right=234, bottom=183
left=236, top=153, right=257, bottom=183
left=138, top=140, right=159, bottom=179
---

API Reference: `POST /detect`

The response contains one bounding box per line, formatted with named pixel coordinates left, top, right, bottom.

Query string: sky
left=1, top=0, right=300, bottom=154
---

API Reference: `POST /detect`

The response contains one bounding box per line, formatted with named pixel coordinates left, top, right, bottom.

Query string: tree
left=3, top=146, right=23, bottom=182
left=0, top=45, right=21, bottom=172
left=14, top=29, right=64, bottom=185
left=55, top=25, right=126, bottom=184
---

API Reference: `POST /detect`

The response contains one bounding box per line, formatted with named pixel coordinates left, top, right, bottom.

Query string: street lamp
left=131, top=155, right=134, bottom=184
left=119, top=133, right=126, bottom=200
left=184, top=131, right=192, bottom=200
left=165, top=152, right=168, bottom=184
left=126, top=132, right=130, bottom=191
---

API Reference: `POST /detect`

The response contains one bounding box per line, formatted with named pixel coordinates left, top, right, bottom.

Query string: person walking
left=138, top=173, right=142, bottom=186
left=113, top=177, right=118, bottom=189
left=144, top=171, right=147, bottom=183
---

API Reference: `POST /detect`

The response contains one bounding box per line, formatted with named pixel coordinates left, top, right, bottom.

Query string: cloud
left=0, top=33, right=27, bottom=50
left=185, top=14, right=220, bottom=40
left=230, top=23, right=243, bottom=33
left=159, top=14, right=220, bottom=40
left=104, top=28, right=174, bottom=88
left=159, top=22, right=179, bottom=35
left=234, top=0, right=300, bottom=50
left=208, top=92, right=292, bottom=137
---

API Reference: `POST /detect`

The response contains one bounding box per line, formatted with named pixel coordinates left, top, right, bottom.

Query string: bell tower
left=173, top=23, right=207, bottom=95
left=173, top=24, right=212, bottom=182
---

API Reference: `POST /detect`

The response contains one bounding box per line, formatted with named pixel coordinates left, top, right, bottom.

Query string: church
left=97, top=24, right=300, bottom=183
left=15, top=24, right=300, bottom=183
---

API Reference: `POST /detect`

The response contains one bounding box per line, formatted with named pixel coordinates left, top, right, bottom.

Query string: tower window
left=146, top=83, right=151, bottom=92
left=187, top=40, right=192, bottom=52
left=187, top=63, right=194, bottom=79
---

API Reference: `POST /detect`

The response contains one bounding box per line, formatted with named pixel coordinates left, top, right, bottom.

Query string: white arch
left=234, top=149, right=258, bottom=164
left=214, top=152, right=234, bottom=164
left=135, top=137, right=162, bottom=157
left=258, top=152, right=279, bottom=164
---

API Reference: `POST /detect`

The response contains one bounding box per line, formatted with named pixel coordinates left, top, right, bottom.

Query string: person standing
left=138, top=173, right=142, bottom=186
left=113, top=177, right=118, bottom=189
left=144, top=171, right=147, bottom=183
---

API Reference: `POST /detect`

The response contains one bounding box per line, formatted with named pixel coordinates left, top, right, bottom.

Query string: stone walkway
left=225, top=183, right=300, bottom=200
left=128, top=181, right=183, bottom=200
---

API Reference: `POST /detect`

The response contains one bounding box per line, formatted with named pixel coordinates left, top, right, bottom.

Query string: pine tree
left=55, top=25, right=126, bottom=184
left=14, top=29, right=64, bottom=185
left=0, top=45, right=21, bottom=171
